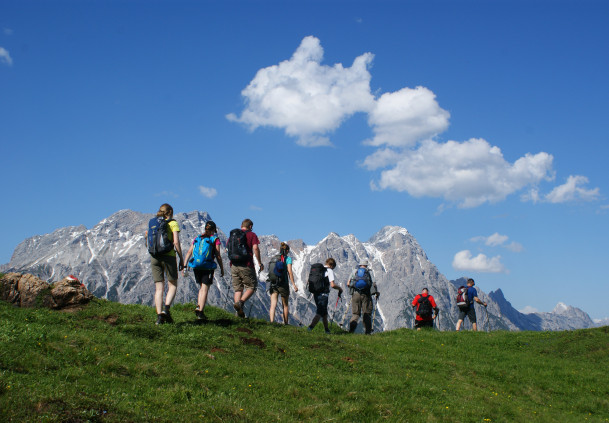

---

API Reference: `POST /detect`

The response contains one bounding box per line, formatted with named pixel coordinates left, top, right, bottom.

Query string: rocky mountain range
left=4, top=209, right=600, bottom=332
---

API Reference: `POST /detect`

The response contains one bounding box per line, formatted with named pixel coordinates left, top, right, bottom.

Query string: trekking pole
left=485, top=306, right=489, bottom=332
left=372, top=296, right=378, bottom=333
left=434, top=310, right=440, bottom=331
left=340, top=298, right=351, bottom=330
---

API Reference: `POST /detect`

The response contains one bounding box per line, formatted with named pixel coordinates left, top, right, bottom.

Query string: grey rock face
left=5, top=210, right=597, bottom=331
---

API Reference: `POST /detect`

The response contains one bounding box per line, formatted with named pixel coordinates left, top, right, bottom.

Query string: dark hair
left=157, top=203, right=173, bottom=219
left=280, top=242, right=290, bottom=256
left=242, top=218, right=253, bottom=229
left=467, top=278, right=475, bottom=285
left=325, top=258, right=336, bottom=268
left=205, top=220, right=217, bottom=233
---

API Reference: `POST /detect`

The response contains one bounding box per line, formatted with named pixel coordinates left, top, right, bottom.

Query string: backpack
left=147, top=217, right=175, bottom=256
left=227, top=229, right=249, bottom=263
left=268, top=254, right=287, bottom=286
left=188, top=235, right=218, bottom=270
left=353, top=267, right=372, bottom=291
left=456, top=286, right=469, bottom=310
left=416, top=295, right=433, bottom=318
left=308, top=263, right=329, bottom=294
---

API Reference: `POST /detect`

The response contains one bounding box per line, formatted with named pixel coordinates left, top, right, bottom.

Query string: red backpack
left=456, top=286, right=469, bottom=310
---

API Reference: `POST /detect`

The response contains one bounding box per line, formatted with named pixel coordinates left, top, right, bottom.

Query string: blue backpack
left=147, top=217, right=175, bottom=256
left=188, top=235, right=218, bottom=270
left=354, top=267, right=372, bottom=291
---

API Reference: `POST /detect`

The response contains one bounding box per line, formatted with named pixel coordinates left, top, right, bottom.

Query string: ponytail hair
left=157, top=203, right=174, bottom=219
left=280, top=242, right=290, bottom=256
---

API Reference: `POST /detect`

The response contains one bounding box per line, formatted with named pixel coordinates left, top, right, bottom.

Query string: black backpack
left=307, top=263, right=329, bottom=294
left=147, top=217, right=175, bottom=256
left=227, top=229, right=249, bottom=263
left=268, top=254, right=287, bottom=286
left=416, top=295, right=433, bottom=318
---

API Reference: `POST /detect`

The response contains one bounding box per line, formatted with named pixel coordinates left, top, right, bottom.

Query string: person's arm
left=253, top=244, right=264, bottom=271
left=431, top=296, right=439, bottom=318
left=473, top=295, right=487, bottom=307
left=287, top=262, right=298, bottom=292
left=173, top=231, right=184, bottom=270
left=182, top=243, right=194, bottom=275
left=215, top=241, right=224, bottom=277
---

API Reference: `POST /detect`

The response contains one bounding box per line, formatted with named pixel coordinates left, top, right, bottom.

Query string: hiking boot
left=325, top=329, right=331, bottom=334
left=161, top=305, right=173, bottom=324
left=155, top=314, right=165, bottom=325
left=195, top=309, right=207, bottom=322
left=233, top=301, right=245, bottom=318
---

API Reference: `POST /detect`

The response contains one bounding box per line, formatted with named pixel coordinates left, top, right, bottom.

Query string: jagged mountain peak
left=5, top=209, right=597, bottom=332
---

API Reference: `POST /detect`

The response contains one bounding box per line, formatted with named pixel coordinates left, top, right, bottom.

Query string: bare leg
left=281, top=296, right=289, bottom=324
left=198, top=283, right=210, bottom=312
left=270, top=292, right=278, bottom=322
left=165, top=280, right=178, bottom=306
left=155, top=281, right=165, bottom=314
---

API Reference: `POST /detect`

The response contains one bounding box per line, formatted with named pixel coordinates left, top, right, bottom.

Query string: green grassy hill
left=1, top=299, right=608, bottom=422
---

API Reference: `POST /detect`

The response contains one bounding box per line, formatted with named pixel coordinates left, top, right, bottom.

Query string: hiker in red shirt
left=412, top=287, right=439, bottom=330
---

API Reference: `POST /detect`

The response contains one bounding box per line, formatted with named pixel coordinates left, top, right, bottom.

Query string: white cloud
left=3, top=28, right=13, bottom=36
left=0, top=47, right=13, bottom=66
left=452, top=250, right=506, bottom=273
left=227, top=35, right=375, bottom=147
left=365, top=87, right=450, bottom=148
left=250, top=205, right=263, bottom=211
left=470, top=232, right=523, bottom=252
left=543, top=175, right=600, bottom=203
left=229, top=36, right=599, bottom=208
left=369, top=138, right=555, bottom=208
left=519, top=306, right=539, bottom=314
left=198, top=185, right=217, bottom=199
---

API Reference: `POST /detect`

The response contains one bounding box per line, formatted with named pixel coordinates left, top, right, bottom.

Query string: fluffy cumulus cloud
left=365, top=87, right=450, bottom=147
left=198, top=185, right=217, bottom=199
left=544, top=175, right=599, bottom=203
left=0, top=47, right=13, bottom=66
left=368, top=138, right=555, bottom=208
left=471, top=232, right=523, bottom=252
left=452, top=250, right=506, bottom=273
left=229, top=36, right=599, bottom=207
left=227, top=36, right=375, bottom=147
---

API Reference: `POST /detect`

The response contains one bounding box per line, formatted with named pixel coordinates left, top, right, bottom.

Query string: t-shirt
left=231, top=230, right=260, bottom=268
left=324, top=267, right=335, bottom=284
left=166, top=219, right=180, bottom=257
left=467, top=286, right=478, bottom=306
left=412, top=293, right=437, bottom=321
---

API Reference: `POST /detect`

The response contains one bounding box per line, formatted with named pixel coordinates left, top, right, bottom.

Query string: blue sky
left=1, top=0, right=608, bottom=319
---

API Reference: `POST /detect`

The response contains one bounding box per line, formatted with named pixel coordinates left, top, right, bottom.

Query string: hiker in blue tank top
left=347, top=260, right=379, bottom=334
left=456, top=278, right=487, bottom=331
left=269, top=242, right=298, bottom=325
left=182, top=220, right=224, bottom=321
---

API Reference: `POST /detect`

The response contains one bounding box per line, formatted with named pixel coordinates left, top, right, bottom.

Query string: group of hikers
left=147, top=203, right=488, bottom=332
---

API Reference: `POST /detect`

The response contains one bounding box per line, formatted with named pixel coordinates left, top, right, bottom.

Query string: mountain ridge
left=4, top=209, right=601, bottom=331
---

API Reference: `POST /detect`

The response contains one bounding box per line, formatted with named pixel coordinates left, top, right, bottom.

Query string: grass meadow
left=1, top=298, right=608, bottom=422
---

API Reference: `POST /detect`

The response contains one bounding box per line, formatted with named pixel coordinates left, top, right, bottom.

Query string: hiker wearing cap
left=268, top=242, right=298, bottom=324
left=147, top=203, right=184, bottom=325
left=412, top=288, right=439, bottom=330
left=346, top=260, right=378, bottom=334
left=227, top=218, right=263, bottom=318
left=456, top=278, right=487, bottom=331
left=307, top=258, right=343, bottom=333
left=182, top=220, right=224, bottom=321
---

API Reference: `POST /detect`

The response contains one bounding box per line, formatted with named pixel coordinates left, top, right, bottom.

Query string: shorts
left=313, top=292, right=329, bottom=317
left=231, top=265, right=258, bottom=292
left=269, top=283, right=289, bottom=299
left=458, top=306, right=477, bottom=323
left=194, top=269, right=214, bottom=286
left=151, top=254, right=178, bottom=282
left=351, top=291, right=373, bottom=316
left=415, top=319, right=434, bottom=329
